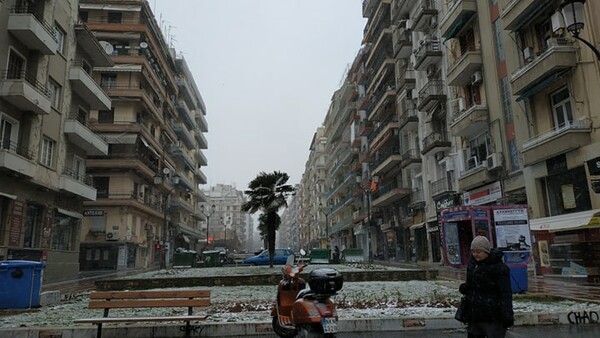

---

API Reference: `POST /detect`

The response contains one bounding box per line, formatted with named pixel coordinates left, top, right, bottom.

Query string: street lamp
left=200, top=204, right=216, bottom=249
left=356, top=175, right=372, bottom=262
left=319, top=201, right=331, bottom=248
left=153, top=167, right=180, bottom=269
left=560, top=0, right=600, bottom=60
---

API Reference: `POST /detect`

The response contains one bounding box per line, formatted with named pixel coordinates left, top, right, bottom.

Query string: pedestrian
left=459, top=236, right=514, bottom=338
left=333, top=245, right=340, bottom=264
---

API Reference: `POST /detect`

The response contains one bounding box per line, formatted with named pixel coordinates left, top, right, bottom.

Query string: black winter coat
left=460, top=249, right=514, bottom=326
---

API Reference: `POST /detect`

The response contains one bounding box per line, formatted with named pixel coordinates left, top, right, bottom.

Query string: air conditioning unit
left=466, top=156, right=478, bottom=170
left=522, top=47, right=534, bottom=63
left=471, top=71, right=483, bottom=85
left=486, top=152, right=503, bottom=170
left=105, top=231, right=119, bottom=241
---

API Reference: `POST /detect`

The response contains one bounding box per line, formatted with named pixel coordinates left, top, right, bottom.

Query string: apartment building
left=0, top=0, right=112, bottom=283
left=77, top=0, right=208, bottom=271
left=278, top=185, right=301, bottom=252
left=201, top=184, right=248, bottom=252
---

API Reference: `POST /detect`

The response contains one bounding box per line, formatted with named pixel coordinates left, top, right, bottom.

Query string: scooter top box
left=308, top=268, right=343, bottom=295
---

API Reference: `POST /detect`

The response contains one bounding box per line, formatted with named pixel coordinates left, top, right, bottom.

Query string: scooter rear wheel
left=272, top=316, right=297, bottom=338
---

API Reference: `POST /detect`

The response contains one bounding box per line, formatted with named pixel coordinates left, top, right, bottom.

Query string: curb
left=1, top=312, right=598, bottom=337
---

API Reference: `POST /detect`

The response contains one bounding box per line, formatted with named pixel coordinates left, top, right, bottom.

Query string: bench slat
left=90, top=290, right=210, bottom=299
left=88, top=298, right=210, bottom=309
left=74, top=315, right=208, bottom=324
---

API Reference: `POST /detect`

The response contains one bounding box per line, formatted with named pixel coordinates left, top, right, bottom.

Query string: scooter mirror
left=285, top=254, right=294, bottom=266
left=300, top=249, right=306, bottom=256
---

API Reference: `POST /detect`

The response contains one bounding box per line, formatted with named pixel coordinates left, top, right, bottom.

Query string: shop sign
left=587, top=157, right=600, bottom=175
left=463, top=181, right=502, bottom=206
left=442, top=210, right=470, bottom=220
left=435, top=195, right=457, bottom=211
left=494, top=207, right=531, bottom=251
left=83, top=209, right=104, bottom=216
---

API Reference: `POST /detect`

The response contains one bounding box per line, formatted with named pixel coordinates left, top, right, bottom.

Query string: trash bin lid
left=0, top=260, right=46, bottom=269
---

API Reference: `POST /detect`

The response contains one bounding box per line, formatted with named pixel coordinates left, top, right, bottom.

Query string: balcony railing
left=10, top=5, right=57, bottom=41
left=2, top=69, right=50, bottom=97
left=430, top=175, right=454, bottom=196
left=62, top=166, right=92, bottom=185
left=522, top=119, right=592, bottom=150
left=0, top=140, right=34, bottom=160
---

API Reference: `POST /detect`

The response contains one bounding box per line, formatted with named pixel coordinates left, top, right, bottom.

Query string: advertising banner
left=494, top=208, right=531, bottom=251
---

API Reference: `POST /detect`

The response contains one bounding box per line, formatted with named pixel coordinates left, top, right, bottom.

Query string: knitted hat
left=471, top=236, right=492, bottom=254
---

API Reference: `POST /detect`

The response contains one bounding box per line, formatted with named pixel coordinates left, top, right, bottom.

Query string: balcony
left=195, top=169, right=208, bottom=185
left=501, top=0, right=551, bottom=32
left=414, top=39, right=443, bottom=71
left=64, top=116, right=108, bottom=156
left=7, top=6, right=58, bottom=55
left=408, top=189, right=426, bottom=211
left=59, top=167, right=97, bottom=201
left=101, top=84, right=162, bottom=122
left=87, top=155, right=158, bottom=181
left=194, top=149, right=207, bottom=166
left=371, top=147, right=402, bottom=176
left=370, top=116, right=399, bottom=148
left=512, top=38, right=577, bottom=98
left=418, top=79, right=446, bottom=112
left=176, top=100, right=197, bottom=130
left=362, top=0, right=380, bottom=18
left=195, top=112, right=208, bottom=132
left=450, top=100, right=489, bottom=138
left=194, top=129, right=208, bottom=149
left=69, top=63, right=111, bottom=110
left=458, top=158, right=494, bottom=191
left=396, top=68, right=416, bottom=93
left=177, top=174, right=195, bottom=192
left=73, top=24, right=113, bottom=67
left=393, top=23, right=413, bottom=59
left=413, top=0, right=438, bottom=32
left=372, top=181, right=410, bottom=207
left=367, top=84, right=396, bottom=121
left=430, top=175, right=455, bottom=199
left=398, top=98, right=418, bottom=131
left=170, top=144, right=195, bottom=170
left=0, top=70, right=51, bottom=114
left=0, top=141, right=35, bottom=178
left=171, top=121, right=195, bottom=149
left=391, top=0, right=410, bottom=20
left=522, top=119, right=592, bottom=166
left=400, top=148, right=421, bottom=170
left=440, top=0, right=477, bottom=40
left=447, top=48, right=482, bottom=86
left=421, top=132, right=451, bottom=155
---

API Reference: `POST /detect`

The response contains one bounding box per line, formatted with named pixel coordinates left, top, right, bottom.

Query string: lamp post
left=153, top=167, right=179, bottom=270
left=319, top=201, right=331, bottom=249
left=200, top=204, right=216, bottom=249
left=356, top=175, right=372, bottom=262
left=560, top=0, right=600, bottom=60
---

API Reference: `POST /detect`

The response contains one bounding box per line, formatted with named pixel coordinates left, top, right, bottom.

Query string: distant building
left=201, top=184, right=249, bottom=252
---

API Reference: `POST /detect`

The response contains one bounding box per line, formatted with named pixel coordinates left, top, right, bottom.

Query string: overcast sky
left=152, top=0, right=366, bottom=189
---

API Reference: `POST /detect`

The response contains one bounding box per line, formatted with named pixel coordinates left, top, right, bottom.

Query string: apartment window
left=54, top=23, right=66, bottom=54
left=79, top=11, right=88, bottom=23
left=98, top=109, right=114, bottom=124
left=107, top=12, right=122, bottom=23
left=100, top=73, right=117, bottom=88
left=551, top=87, right=573, bottom=128
left=93, top=177, right=110, bottom=198
left=0, top=114, right=19, bottom=150
left=24, top=203, right=43, bottom=248
left=7, top=49, right=26, bottom=79
left=40, top=137, right=55, bottom=167
left=47, top=78, right=61, bottom=109
left=467, top=132, right=490, bottom=169
left=73, top=155, right=85, bottom=181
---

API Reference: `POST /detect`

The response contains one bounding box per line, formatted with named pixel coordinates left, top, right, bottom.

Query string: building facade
left=0, top=0, right=114, bottom=283
left=201, top=184, right=249, bottom=253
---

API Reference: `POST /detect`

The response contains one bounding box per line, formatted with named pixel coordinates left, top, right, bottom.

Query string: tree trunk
left=268, top=223, right=276, bottom=268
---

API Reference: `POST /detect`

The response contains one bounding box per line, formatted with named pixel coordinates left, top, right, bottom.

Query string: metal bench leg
left=97, top=323, right=102, bottom=338
left=185, top=320, right=191, bottom=338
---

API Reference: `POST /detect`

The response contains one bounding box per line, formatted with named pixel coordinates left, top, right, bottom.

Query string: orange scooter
left=272, top=251, right=343, bottom=338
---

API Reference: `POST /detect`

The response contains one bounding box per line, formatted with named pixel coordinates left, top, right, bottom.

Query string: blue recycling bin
left=503, top=251, right=530, bottom=294
left=0, top=260, right=46, bottom=309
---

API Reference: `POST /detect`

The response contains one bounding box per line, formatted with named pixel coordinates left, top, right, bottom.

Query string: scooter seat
left=296, top=289, right=314, bottom=300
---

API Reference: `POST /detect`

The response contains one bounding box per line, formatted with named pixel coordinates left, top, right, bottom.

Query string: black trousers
left=467, top=321, right=507, bottom=338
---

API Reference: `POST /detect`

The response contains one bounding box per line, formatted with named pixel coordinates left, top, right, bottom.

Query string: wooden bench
left=74, top=290, right=211, bottom=338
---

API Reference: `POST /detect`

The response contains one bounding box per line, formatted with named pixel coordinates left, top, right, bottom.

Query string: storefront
left=530, top=210, right=600, bottom=283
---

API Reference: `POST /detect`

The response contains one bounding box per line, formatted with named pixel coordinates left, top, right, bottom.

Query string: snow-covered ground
left=1, top=264, right=599, bottom=329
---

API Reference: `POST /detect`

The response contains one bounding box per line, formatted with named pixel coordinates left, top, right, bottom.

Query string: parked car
left=243, top=248, right=294, bottom=266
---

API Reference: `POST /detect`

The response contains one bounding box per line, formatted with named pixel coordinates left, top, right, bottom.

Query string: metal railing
left=430, top=175, right=454, bottom=196
left=0, top=140, right=34, bottom=160
left=523, top=119, right=591, bottom=150
left=2, top=69, right=51, bottom=97
left=61, top=167, right=93, bottom=185
left=10, top=5, right=57, bottom=41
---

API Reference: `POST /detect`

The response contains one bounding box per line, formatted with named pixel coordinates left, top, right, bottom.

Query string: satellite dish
left=140, top=41, right=148, bottom=49
left=99, top=41, right=114, bottom=55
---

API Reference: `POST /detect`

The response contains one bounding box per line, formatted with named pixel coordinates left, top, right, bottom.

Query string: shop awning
left=529, top=209, right=600, bottom=232
left=57, top=208, right=83, bottom=219
left=0, top=191, right=17, bottom=200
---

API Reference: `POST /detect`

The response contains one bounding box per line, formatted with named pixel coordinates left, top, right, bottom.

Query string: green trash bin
left=202, top=250, right=221, bottom=267
left=310, top=249, right=330, bottom=264
left=343, top=248, right=365, bottom=263
left=172, top=250, right=196, bottom=268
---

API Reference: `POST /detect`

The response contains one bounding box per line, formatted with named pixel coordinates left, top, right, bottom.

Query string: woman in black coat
left=459, top=236, right=514, bottom=338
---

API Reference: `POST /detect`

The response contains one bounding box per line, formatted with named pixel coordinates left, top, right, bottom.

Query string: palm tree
left=242, top=171, right=295, bottom=267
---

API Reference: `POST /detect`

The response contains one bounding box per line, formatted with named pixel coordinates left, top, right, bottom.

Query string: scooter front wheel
left=272, top=316, right=297, bottom=338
